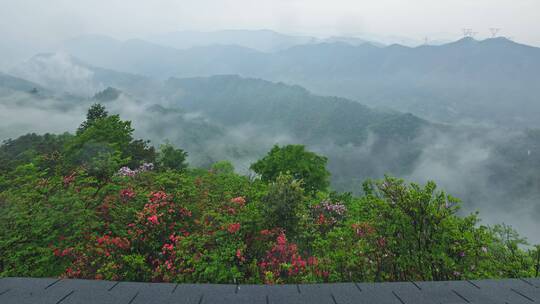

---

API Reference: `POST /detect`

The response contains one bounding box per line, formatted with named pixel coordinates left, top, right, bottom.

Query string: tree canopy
left=157, top=143, right=188, bottom=171
left=77, top=103, right=109, bottom=135
left=250, top=144, right=330, bottom=193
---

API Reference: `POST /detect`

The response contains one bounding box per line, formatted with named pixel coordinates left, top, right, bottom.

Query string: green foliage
left=68, top=115, right=133, bottom=157
left=157, top=143, right=188, bottom=171
left=250, top=145, right=330, bottom=193
left=360, top=177, right=487, bottom=281
left=483, top=224, right=536, bottom=278
left=0, top=106, right=537, bottom=283
left=0, top=165, right=100, bottom=276
left=77, top=103, right=108, bottom=135
left=0, top=133, right=71, bottom=175
left=262, top=173, right=305, bottom=236
left=126, top=139, right=156, bottom=168
left=211, top=161, right=235, bottom=175
left=65, top=106, right=156, bottom=180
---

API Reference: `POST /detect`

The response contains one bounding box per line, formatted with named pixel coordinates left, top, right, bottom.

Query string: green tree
left=360, top=176, right=494, bottom=281
left=66, top=105, right=156, bottom=178
left=77, top=103, right=108, bottom=135
left=250, top=145, right=330, bottom=194
left=263, top=173, right=305, bottom=235
left=126, top=139, right=156, bottom=168
left=66, top=115, right=133, bottom=160
left=157, top=143, right=188, bottom=171
left=211, top=160, right=235, bottom=175
left=485, top=224, right=535, bottom=278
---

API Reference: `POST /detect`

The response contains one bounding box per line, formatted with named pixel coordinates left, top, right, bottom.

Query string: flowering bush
left=231, top=196, right=246, bottom=206
left=351, top=222, right=375, bottom=238
left=117, top=162, right=154, bottom=177
left=4, top=105, right=536, bottom=282
left=117, top=166, right=137, bottom=177
left=259, top=233, right=322, bottom=283
left=139, top=162, right=155, bottom=172
left=119, top=188, right=136, bottom=201
left=1, top=129, right=538, bottom=283
left=312, top=200, right=347, bottom=230
left=227, top=223, right=241, bottom=234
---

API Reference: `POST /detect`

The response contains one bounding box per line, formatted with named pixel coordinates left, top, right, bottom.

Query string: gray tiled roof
left=0, top=277, right=538, bottom=304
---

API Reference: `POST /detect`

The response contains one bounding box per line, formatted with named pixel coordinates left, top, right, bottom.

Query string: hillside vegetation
left=2, top=71, right=540, bottom=243
left=1, top=105, right=538, bottom=283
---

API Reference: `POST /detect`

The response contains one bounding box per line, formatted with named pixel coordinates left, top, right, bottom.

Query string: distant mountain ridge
left=145, top=29, right=317, bottom=52
left=144, top=29, right=384, bottom=52
left=59, top=34, right=540, bottom=127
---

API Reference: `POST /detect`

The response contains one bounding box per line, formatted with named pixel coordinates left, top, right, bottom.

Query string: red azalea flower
left=352, top=222, right=375, bottom=237
left=317, top=213, right=326, bottom=225
left=120, top=188, right=136, bottom=201
left=227, top=223, right=241, bottom=234
left=162, top=243, right=174, bottom=254
left=63, top=172, right=76, bottom=187
left=230, top=196, right=246, bottom=206
left=149, top=191, right=168, bottom=203
left=236, top=249, right=246, bottom=262
left=276, top=232, right=287, bottom=245
left=259, top=232, right=312, bottom=279
left=307, top=256, right=319, bottom=266
left=147, top=215, right=159, bottom=225
left=260, top=229, right=272, bottom=236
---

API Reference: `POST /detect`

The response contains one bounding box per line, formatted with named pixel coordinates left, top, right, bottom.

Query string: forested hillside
left=163, top=76, right=427, bottom=145
left=1, top=105, right=538, bottom=282
left=2, top=67, right=540, bottom=242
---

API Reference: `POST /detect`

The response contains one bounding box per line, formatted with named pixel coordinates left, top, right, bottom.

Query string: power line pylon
left=489, top=28, right=501, bottom=38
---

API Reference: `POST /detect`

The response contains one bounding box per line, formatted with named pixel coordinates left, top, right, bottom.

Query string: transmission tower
left=462, top=28, right=478, bottom=38
left=489, top=28, right=501, bottom=38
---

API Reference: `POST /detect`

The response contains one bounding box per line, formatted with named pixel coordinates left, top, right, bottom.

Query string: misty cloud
left=0, top=92, right=84, bottom=139
left=404, top=127, right=540, bottom=243
left=11, top=52, right=105, bottom=96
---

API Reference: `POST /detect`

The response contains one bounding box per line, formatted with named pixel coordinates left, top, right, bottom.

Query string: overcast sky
left=1, top=0, right=539, bottom=47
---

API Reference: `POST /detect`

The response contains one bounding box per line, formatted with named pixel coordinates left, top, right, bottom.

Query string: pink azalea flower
left=231, top=197, right=246, bottom=206
left=147, top=215, right=159, bottom=225
left=227, top=223, right=241, bottom=234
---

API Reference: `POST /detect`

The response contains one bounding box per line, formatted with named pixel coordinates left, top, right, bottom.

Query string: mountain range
left=56, top=34, right=540, bottom=127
